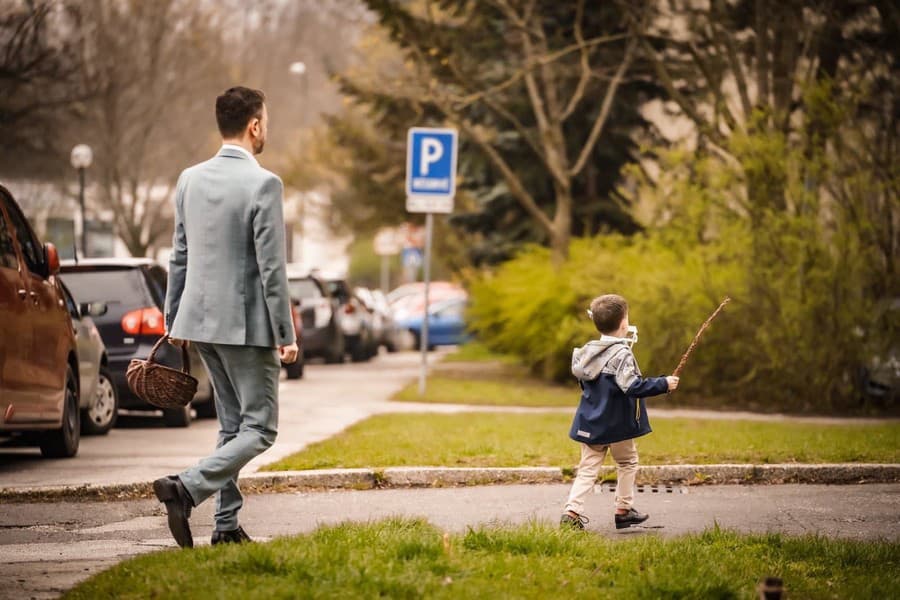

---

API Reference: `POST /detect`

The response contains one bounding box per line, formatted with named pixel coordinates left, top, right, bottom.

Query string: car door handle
left=17, top=288, right=27, bottom=300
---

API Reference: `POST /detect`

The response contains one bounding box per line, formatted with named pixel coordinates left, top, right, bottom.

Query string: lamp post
left=289, top=61, right=308, bottom=266
left=70, top=144, right=93, bottom=257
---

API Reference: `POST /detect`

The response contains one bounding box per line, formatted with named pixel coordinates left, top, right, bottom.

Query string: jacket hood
left=571, top=336, right=628, bottom=381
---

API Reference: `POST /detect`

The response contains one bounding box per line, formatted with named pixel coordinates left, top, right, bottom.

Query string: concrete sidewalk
left=4, top=463, right=899, bottom=503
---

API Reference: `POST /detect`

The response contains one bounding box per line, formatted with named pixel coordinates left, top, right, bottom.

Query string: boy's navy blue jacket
left=569, top=337, right=669, bottom=445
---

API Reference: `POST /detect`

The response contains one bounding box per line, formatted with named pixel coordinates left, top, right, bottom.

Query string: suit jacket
left=164, top=147, right=296, bottom=348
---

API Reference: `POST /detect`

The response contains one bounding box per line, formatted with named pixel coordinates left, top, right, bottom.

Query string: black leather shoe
left=559, top=512, right=589, bottom=530
left=153, top=476, right=194, bottom=548
left=615, top=508, right=649, bottom=529
left=211, top=526, right=252, bottom=545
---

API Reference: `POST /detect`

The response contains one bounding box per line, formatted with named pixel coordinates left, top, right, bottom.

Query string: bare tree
left=350, top=0, right=645, bottom=263
left=0, top=0, right=88, bottom=177
left=71, top=0, right=228, bottom=257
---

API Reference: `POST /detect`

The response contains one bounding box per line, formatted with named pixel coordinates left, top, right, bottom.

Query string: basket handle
left=147, top=334, right=191, bottom=375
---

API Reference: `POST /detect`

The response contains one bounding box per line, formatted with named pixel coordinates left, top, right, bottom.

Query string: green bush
left=468, top=97, right=897, bottom=414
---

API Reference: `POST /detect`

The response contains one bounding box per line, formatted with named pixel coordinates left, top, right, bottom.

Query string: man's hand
left=279, top=342, right=300, bottom=364
left=666, top=376, right=680, bottom=391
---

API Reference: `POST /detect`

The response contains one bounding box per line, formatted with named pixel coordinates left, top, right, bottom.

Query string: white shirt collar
left=220, top=143, right=257, bottom=164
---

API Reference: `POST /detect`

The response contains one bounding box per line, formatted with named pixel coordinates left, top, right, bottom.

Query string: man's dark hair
left=589, top=294, right=628, bottom=334
left=215, top=87, right=266, bottom=138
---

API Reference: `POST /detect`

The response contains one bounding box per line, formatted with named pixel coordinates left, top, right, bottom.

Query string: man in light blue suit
left=155, top=87, right=300, bottom=548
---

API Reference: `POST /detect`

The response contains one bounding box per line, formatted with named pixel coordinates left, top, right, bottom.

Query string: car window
left=1, top=195, right=42, bottom=274
left=0, top=208, right=19, bottom=270
left=60, top=269, right=149, bottom=307
left=325, top=280, right=351, bottom=303
left=289, top=278, right=323, bottom=299
left=436, top=302, right=465, bottom=319
left=59, top=282, right=80, bottom=320
left=144, top=265, right=167, bottom=308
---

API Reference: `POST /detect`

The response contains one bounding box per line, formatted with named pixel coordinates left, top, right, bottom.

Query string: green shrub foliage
left=469, top=92, right=897, bottom=414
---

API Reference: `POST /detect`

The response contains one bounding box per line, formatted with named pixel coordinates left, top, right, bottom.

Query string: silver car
left=60, top=282, right=118, bottom=435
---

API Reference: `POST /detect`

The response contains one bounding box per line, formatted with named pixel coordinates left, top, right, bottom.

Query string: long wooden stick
left=670, top=296, right=731, bottom=388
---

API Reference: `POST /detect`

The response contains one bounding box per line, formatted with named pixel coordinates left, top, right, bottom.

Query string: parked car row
left=2, top=179, right=465, bottom=459
left=0, top=184, right=307, bottom=458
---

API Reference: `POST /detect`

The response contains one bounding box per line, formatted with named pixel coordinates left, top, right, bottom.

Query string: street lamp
left=70, top=144, right=93, bottom=257
left=289, top=61, right=309, bottom=266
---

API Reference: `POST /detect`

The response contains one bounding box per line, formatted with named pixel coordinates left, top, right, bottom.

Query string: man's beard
left=253, top=137, right=265, bottom=155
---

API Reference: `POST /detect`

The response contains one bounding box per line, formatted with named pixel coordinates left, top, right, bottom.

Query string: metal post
left=78, top=167, right=87, bottom=257
left=380, top=254, right=389, bottom=293
left=418, top=213, right=433, bottom=395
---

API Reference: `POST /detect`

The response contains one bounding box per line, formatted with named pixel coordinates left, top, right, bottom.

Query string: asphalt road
left=1, top=483, right=899, bottom=599
left=0, top=350, right=435, bottom=490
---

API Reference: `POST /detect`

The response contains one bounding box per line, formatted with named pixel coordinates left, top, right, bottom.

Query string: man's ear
left=249, top=118, right=260, bottom=137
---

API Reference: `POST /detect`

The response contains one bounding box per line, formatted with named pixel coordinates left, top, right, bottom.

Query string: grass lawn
left=264, top=413, right=900, bottom=471
left=64, top=519, right=900, bottom=599
left=393, top=374, right=575, bottom=407
left=442, top=341, right=519, bottom=364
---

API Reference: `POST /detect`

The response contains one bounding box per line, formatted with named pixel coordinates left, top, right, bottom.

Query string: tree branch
left=569, top=38, right=636, bottom=177
left=711, top=2, right=752, bottom=120
left=685, top=41, right=740, bottom=133
left=458, top=118, right=555, bottom=235
left=560, top=0, right=591, bottom=121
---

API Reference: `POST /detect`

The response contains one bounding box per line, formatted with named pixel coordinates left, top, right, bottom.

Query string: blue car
left=398, top=297, right=468, bottom=348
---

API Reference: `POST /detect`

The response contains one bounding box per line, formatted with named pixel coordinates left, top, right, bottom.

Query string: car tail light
left=121, top=307, right=166, bottom=336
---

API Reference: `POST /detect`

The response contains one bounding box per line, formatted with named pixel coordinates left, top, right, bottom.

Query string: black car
left=287, top=270, right=345, bottom=364
left=60, top=258, right=213, bottom=427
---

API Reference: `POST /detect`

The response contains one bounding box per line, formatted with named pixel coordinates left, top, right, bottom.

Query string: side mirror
left=44, top=242, right=60, bottom=277
left=80, top=301, right=108, bottom=317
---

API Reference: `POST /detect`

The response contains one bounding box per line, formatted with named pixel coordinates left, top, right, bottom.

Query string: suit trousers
left=564, top=439, right=638, bottom=514
left=179, top=342, right=280, bottom=531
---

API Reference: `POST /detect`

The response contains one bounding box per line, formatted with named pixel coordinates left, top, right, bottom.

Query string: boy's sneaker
left=615, top=508, right=649, bottom=529
left=560, top=512, right=589, bottom=530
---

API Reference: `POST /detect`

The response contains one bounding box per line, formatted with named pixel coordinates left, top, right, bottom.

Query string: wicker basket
left=127, top=335, right=198, bottom=409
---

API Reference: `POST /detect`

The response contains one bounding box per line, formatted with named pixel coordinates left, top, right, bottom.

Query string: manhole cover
left=595, top=482, right=687, bottom=494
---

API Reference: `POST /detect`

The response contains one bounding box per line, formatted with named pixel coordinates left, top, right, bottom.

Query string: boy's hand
left=666, top=376, right=680, bottom=391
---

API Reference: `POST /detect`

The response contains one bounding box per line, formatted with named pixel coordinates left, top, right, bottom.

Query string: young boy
left=560, top=294, right=678, bottom=530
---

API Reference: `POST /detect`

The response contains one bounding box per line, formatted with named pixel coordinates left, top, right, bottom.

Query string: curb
left=2, top=464, right=898, bottom=503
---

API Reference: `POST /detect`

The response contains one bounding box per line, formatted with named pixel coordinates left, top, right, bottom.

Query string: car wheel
left=325, top=333, right=346, bottom=364
left=40, top=366, right=80, bottom=458
left=194, top=397, right=217, bottom=419
left=284, top=358, right=304, bottom=379
left=163, top=404, right=192, bottom=428
left=81, top=366, right=118, bottom=435
left=350, top=336, right=368, bottom=362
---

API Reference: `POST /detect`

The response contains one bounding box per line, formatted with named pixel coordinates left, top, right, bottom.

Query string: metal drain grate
left=595, top=482, right=687, bottom=494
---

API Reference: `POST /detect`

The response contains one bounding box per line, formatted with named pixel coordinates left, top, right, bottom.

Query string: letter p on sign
left=419, top=138, right=443, bottom=176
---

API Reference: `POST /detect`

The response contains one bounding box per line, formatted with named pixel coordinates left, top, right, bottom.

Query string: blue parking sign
left=406, top=128, right=458, bottom=200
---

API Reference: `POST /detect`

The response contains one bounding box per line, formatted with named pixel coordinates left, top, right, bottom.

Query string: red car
left=0, top=184, right=80, bottom=457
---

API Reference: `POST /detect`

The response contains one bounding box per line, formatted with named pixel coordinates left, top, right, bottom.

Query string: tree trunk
left=550, top=184, right=572, bottom=265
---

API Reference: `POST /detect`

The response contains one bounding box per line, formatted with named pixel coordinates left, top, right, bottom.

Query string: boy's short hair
left=589, top=294, right=628, bottom=334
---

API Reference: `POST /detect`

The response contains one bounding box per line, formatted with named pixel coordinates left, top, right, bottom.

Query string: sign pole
left=405, top=126, right=456, bottom=396
left=419, top=213, right=433, bottom=395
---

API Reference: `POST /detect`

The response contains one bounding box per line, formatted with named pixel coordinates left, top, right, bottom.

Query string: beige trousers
left=564, top=438, right=638, bottom=514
